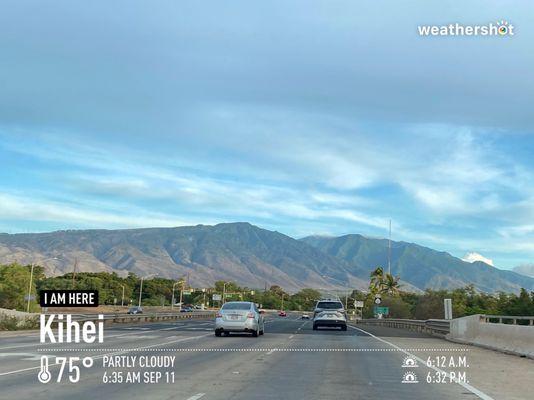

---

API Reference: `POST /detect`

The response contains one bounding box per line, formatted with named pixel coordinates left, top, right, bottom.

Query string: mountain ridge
left=1, top=223, right=533, bottom=293
left=300, top=233, right=534, bottom=293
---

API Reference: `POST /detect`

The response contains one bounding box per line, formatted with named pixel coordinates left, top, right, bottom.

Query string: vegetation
left=0, top=314, right=39, bottom=330
left=0, top=264, right=533, bottom=320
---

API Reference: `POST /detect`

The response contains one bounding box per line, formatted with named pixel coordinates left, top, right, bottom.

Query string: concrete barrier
left=354, top=318, right=450, bottom=337
left=448, top=314, right=534, bottom=359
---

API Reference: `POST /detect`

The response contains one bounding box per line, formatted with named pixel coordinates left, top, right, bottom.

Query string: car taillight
left=247, top=312, right=255, bottom=318
left=216, top=312, right=222, bottom=318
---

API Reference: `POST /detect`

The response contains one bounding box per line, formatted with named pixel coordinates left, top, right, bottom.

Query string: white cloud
left=462, top=252, right=494, bottom=266
left=0, top=193, right=207, bottom=230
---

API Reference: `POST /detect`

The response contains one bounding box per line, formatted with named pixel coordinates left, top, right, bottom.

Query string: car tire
left=313, top=324, right=318, bottom=330
left=259, top=329, right=264, bottom=335
left=252, top=327, right=259, bottom=337
left=223, top=331, right=230, bottom=336
left=215, top=330, right=222, bottom=337
left=341, top=325, right=347, bottom=331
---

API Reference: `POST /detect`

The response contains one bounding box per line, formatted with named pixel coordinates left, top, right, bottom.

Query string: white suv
left=312, top=300, right=347, bottom=331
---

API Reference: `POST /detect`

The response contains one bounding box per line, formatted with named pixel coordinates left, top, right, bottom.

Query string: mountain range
left=1, top=222, right=533, bottom=293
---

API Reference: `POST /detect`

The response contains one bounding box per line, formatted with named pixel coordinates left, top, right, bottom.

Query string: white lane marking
left=185, top=393, right=205, bottom=400
left=0, top=343, right=44, bottom=351
left=289, top=335, right=294, bottom=339
left=0, top=353, right=44, bottom=361
left=123, top=327, right=150, bottom=330
left=266, top=349, right=277, bottom=355
left=348, top=325, right=494, bottom=400
left=0, top=323, right=199, bottom=350
left=0, top=333, right=211, bottom=377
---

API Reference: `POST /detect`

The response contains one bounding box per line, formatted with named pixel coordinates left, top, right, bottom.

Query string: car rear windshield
left=316, top=301, right=344, bottom=309
left=221, top=302, right=252, bottom=310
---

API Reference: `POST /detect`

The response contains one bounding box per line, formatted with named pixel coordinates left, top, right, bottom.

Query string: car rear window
left=221, top=302, right=252, bottom=310
left=316, top=301, right=344, bottom=309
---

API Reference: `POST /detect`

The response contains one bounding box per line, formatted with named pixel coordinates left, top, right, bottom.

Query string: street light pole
left=179, top=280, right=184, bottom=311
left=121, top=284, right=125, bottom=307
left=26, top=263, right=34, bottom=313
left=25, top=256, right=60, bottom=313
left=222, top=282, right=228, bottom=305
left=138, top=277, right=144, bottom=307
left=171, top=281, right=180, bottom=310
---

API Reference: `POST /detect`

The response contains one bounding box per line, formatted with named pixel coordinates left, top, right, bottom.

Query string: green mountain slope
left=301, top=234, right=534, bottom=293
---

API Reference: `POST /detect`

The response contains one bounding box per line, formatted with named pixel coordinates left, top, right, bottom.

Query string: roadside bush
left=0, top=314, right=39, bottom=330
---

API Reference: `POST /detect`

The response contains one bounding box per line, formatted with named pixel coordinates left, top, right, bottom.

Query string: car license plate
left=230, top=314, right=239, bottom=320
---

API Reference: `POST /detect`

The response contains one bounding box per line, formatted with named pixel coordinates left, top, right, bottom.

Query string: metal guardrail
left=480, top=315, right=534, bottom=326
left=43, top=311, right=216, bottom=325
left=355, top=318, right=450, bottom=336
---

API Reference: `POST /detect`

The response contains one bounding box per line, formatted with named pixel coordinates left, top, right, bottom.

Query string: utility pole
left=121, top=284, right=125, bottom=307
left=179, top=280, right=184, bottom=310
left=72, top=258, right=78, bottom=289
left=26, top=263, right=34, bottom=313
left=138, top=273, right=157, bottom=307
left=172, top=280, right=183, bottom=310
left=388, top=219, right=392, bottom=276
left=222, top=282, right=228, bottom=305
left=138, top=277, right=144, bottom=307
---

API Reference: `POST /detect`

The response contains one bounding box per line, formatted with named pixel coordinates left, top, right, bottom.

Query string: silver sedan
left=215, top=301, right=265, bottom=337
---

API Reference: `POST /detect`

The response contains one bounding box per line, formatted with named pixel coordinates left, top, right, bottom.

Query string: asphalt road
left=0, top=314, right=512, bottom=400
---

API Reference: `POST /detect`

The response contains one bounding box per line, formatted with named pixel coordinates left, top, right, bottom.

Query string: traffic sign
left=374, top=306, right=389, bottom=315
left=374, top=298, right=381, bottom=304
left=354, top=300, right=364, bottom=308
left=212, top=294, right=222, bottom=301
left=182, top=289, right=192, bottom=295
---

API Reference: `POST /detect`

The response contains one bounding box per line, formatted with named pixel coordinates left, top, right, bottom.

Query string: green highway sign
left=374, top=306, right=389, bottom=315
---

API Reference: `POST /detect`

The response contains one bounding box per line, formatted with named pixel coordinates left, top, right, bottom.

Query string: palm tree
left=383, top=273, right=400, bottom=296
left=369, top=266, right=385, bottom=293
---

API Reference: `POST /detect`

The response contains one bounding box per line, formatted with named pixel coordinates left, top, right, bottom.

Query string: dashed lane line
left=348, top=325, right=493, bottom=400
left=0, top=334, right=211, bottom=377
left=185, top=393, right=206, bottom=400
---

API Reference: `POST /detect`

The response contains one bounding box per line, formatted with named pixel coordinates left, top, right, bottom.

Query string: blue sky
left=1, top=1, right=534, bottom=270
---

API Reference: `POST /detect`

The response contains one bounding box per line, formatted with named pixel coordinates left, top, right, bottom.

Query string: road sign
left=182, top=289, right=192, bottom=295
left=374, top=306, right=389, bottom=315
left=212, top=294, right=222, bottom=301
left=354, top=300, right=364, bottom=308
left=374, top=298, right=381, bottom=305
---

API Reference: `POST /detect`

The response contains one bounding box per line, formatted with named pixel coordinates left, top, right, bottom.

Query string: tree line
left=1, top=263, right=533, bottom=319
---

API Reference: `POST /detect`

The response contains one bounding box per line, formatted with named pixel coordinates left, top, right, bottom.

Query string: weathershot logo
left=418, top=21, right=514, bottom=37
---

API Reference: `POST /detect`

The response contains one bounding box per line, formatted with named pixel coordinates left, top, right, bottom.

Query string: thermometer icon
left=38, top=356, right=51, bottom=383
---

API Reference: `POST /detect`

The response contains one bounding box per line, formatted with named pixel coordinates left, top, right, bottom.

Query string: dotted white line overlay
left=37, top=348, right=470, bottom=352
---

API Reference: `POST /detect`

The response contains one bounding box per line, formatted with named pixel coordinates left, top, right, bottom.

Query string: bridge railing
left=480, top=315, right=534, bottom=326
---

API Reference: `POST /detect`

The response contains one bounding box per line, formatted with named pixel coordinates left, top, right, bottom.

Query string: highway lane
left=0, top=314, right=501, bottom=399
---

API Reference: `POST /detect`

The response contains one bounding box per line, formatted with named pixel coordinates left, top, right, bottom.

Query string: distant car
left=215, top=301, right=264, bottom=337
left=180, top=307, right=193, bottom=312
left=301, top=313, right=310, bottom=319
left=127, top=306, right=143, bottom=314
left=313, top=310, right=347, bottom=331
left=278, top=311, right=287, bottom=317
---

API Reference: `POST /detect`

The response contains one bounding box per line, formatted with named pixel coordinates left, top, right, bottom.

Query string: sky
left=1, top=1, right=534, bottom=270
